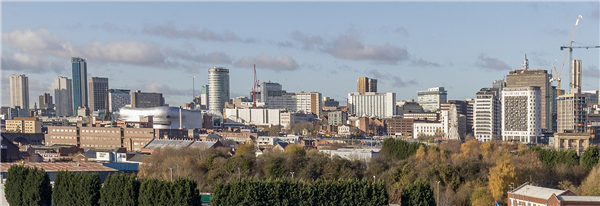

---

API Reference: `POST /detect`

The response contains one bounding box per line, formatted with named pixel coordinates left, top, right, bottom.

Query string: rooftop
left=512, top=184, right=566, bottom=200
left=0, top=162, right=118, bottom=173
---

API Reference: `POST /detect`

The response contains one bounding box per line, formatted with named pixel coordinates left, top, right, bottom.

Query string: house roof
left=127, top=154, right=151, bottom=163
left=0, top=162, right=118, bottom=172
left=558, top=196, right=600, bottom=202
left=144, top=139, right=222, bottom=150
left=512, top=184, right=566, bottom=200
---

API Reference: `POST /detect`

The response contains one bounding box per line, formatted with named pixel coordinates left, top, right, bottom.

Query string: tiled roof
left=0, top=162, right=118, bottom=172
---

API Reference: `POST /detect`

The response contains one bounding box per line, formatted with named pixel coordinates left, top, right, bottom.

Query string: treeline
left=4, top=165, right=200, bottom=206
left=210, top=179, right=388, bottom=206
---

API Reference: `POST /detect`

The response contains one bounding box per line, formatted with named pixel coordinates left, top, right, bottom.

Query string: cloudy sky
left=2, top=2, right=599, bottom=108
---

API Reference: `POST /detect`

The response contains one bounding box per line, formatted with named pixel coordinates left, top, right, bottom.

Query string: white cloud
left=80, top=41, right=166, bottom=67
left=234, top=54, right=299, bottom=71
left=142, top=21, right=254, bottom=43
left=1, top=53, right=65, bottom=73
left=2, top=28, right=73, bottom=57
left=142, top=82, right=190, bottom=96
left=475, top=54, right=511, bottom=71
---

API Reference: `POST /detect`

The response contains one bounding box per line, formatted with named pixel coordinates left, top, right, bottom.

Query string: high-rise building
left=506, top=56, right=551, bottom=131
left=38, top=93, right=53, bottom=110
left=88, top=77, right=109, bottom=112
left=474, top=88, right=501, bottom=142
left=10, top=74, right=29, bottom=110
left=357, top=77, right=377, bottom=94
left=557, top=93, right=587, bottom=133
left=108, top=89, right=131, bottom=113
left=265, top=91, right=323, bottom=116
left=570, top=59, right=582, bottom=94
left=501, top=86, right=541, bottom=144
left=208, top=67, right=230, bottom=113
left=260, top=81, right=283, bottom=102
left=54, top=76, right=73, bottom=117
left=200, top=85, right=209, bottom=109
left=347, top=92, right=396, bottom=118
left=71, top=57, right=88, bottom=115
left=131, top=90, right=165, bottom=108
left=417, top=87, right=447, bottom=112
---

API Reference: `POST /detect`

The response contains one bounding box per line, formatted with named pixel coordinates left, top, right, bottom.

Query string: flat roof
left=512, top=184, right=565, bottom=200
left=0, top=162, right=118, bottom=173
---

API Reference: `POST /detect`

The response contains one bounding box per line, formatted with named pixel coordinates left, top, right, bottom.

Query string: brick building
left=385, top=118, right=414, bottom=138
left=508, top=183, right=600, bottom=206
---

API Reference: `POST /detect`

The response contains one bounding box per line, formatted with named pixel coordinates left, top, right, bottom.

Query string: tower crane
left=553, top=15, right=582, bottom=96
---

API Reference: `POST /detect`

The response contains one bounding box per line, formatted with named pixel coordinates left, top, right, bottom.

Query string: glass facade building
left=71, top=57, right=88, bottom=115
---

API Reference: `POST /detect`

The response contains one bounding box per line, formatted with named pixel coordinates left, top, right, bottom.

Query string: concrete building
left=10, top=74, right=29, bottom=110
left=54, top=76, right=73, bottom=117
left=347, top=92, right=396, bottom=118
left=200, top=85, right=209, bottom=109
left=506, top=56, right=551, bottom=131
left=224, top=108, right=283, bottom=127
left=5, top=117, right=42, bottom=134
left=385, top=118, right=414, bottom=137
left=108, top=89, right=131, bottom=113
left=208, top=67, right=230, bottom=113
left=72, top=57, right=88, bottom=116
left=501, top=87, right=541, bottom=144
left=259, top=81, right=283, bottom=102
left=417, top=87, right=447, bottom=112
left=357, top=77, right=377, bottom=94
left=326, top=110, right=347, bottom=126
left=320, top=148, right=380, bottom=162
left=403, top=111, right=438, bottom=121
left=570, top=59, right=582, bottom=94
left=89, top=77, right=109, bottom=112
left=557, top=93, right=587, bottom=133
left=474, top=88, right=501, bottom=142
left=264, top=91, right=323, bottom=116
left=131, top=90, right=165, bottom=108
left=123, top=128, right=155, bottom=152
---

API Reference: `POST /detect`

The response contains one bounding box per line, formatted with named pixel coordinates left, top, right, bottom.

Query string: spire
left=523, top=54, right=529, bottom=70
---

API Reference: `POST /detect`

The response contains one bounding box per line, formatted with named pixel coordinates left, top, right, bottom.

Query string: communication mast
left=252, top=64, right=259, bottom=108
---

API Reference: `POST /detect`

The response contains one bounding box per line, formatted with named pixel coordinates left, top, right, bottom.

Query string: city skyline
left=2, top=2, right=599, bottom=108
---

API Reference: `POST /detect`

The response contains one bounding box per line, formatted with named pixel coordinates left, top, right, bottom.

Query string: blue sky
left=2, top=2, right=599, bottom=108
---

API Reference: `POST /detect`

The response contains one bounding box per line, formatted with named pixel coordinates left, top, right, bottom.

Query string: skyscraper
left=71, top=57, right=88, bottom=115
left=501, top=86, right=541, bottom=144
left=54, top=76, right=73, bottom=117
left=208, top=67, right=230, bottom=113
left=417, top=87, right=448, bottom=112
left=88, top=77, right=109, bottom=112
left=506, top=56, right=551, bottom=131
left=10, top=74, right=29, bottom=110
left=474, top=88, right=501, bottom=142
left=357, top=77, right=377, bottom=94
left=570, top=59, right=582, bottom=94
left=38, top=93, right=53, bottom=110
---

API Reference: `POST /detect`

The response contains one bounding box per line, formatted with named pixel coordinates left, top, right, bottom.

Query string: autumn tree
left=470, top=187, right=495, bottom=206
left=579, top=164, right=600, bottom=196
left=488, top=160, right=516, bottom=202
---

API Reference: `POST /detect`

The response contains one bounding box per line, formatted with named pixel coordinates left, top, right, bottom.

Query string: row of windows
left=82, top=144, right=117, bottom=148
left=52, top=136, right=75, bottom=139
left=125, top=131, right=152, bottom=134
left=82, top=130, right=119, bottom=133
left=82, top=137, right=119, bottom=141
left=52, top=129, right=75, bottom=132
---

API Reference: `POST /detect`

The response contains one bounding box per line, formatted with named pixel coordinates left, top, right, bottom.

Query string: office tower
left=54, top=76, right=73, bottom=117
left=417, top=87, right=447, bottom=112
left=38, top=93, right=53, bottom=110
left=347, top=92, right=396, bottom=118
left=208, top=67, right=230, bottom=113
left=501, top=86, right=541, bottom=144
left=493, top=79, right=506, bottom=91
left=71, top=57, right=88, bottom=115
left=357, top=77, right=377, bottom=94
left=200, top=85, right=208, bottom=109
left=264, top=91, right=323, bottom=116
left=474, top=88, right=501, bottom=142
left=260, top=81, right=283, bottom=102
left=131, top=90, right=165, bottom=108
left=557, top=93, right=587, bottom=133
left=506, top=56, right=551, bottom=131
left=10, top=74, right=29, bottom=109
left=108, top=89, right=131, bottom=113
left=570, top=59, right=582, bottom=94
left=88, top=77, right=109, bottom=112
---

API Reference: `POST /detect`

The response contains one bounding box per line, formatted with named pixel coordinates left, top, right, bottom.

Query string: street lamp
left=169, top=168, right=173, bottom=181
left=373, top=175, right=376, bottom=182
left=436, top=181, right=440, bottom=206
left=290, top=172, right=295, bottom=180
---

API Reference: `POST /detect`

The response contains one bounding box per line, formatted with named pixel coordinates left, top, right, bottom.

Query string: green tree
left=382, top=138, right=425, bottom=160
left=400, top=179, right=436, bottom=206
left=581, top=145, right=599, bottom=172
left=53, top=170, right=76, bottom=206
left=284, top=144, right=306, bottom=157
left=22, top=167, right=52, bottom=206
left=99, top=173, right=140, bottom=206
left=75, top=172, right=102, bottom=206
left=172, top=178, right=201, bottom=206
left=4, top=165, right=30, bottom=206
left=268, top=125, right=281, bottom=136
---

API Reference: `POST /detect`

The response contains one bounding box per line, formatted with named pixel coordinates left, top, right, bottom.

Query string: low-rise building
left=508, top=183, right=600, bottom=206
left=385, top=118, right=414, bottom=138
left=320, top=148, right=380, bottom=162
left=5, top=117, right=42, bottom=133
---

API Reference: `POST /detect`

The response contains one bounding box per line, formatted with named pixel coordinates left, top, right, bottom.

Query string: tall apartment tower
left=474, top=88, right=501, bottom=142
left=38, top=93, right=53, bottom=110
left=501, top=86, right=541, bottom=144
left=357, top=77, right=377, bottom=94
left=71, top=57, right=88, bottom=115
left=88, top=77, right=109, bottom=112
left=10, top=74, right=29, bottom=109
left=260, top=81, right=283, bottom=102
left=54, top=76, right=73, bottom=117
left=506, top=56, right=551, bottom=131
left=131, top=90, right=165, bottom=108
left=208, top=67, right=230, bottom=113
left=417, top=87, right=448, bottom=112
left=347, top=92, right=396, bottom=118
left=200, top=85, right=209, bottom=110
left=557, top=93, right=587, bottom=133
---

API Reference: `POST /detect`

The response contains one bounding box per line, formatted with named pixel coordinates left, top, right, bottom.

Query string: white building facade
left=501, top=87, right=541, bottom=144
left=54, top=76, right=73, bottom=117
left=417, top=87, right=447, bottom=112
left=474, top=88, right=501, bottom=142
left=208, top=67, right=230, bottom=113
left=10, top=74, right=29, bottom=110
left=347, top=92, right=396, bottom=118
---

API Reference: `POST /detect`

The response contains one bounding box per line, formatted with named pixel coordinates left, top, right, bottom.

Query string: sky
left=1, top=1, right=599, bottom=108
